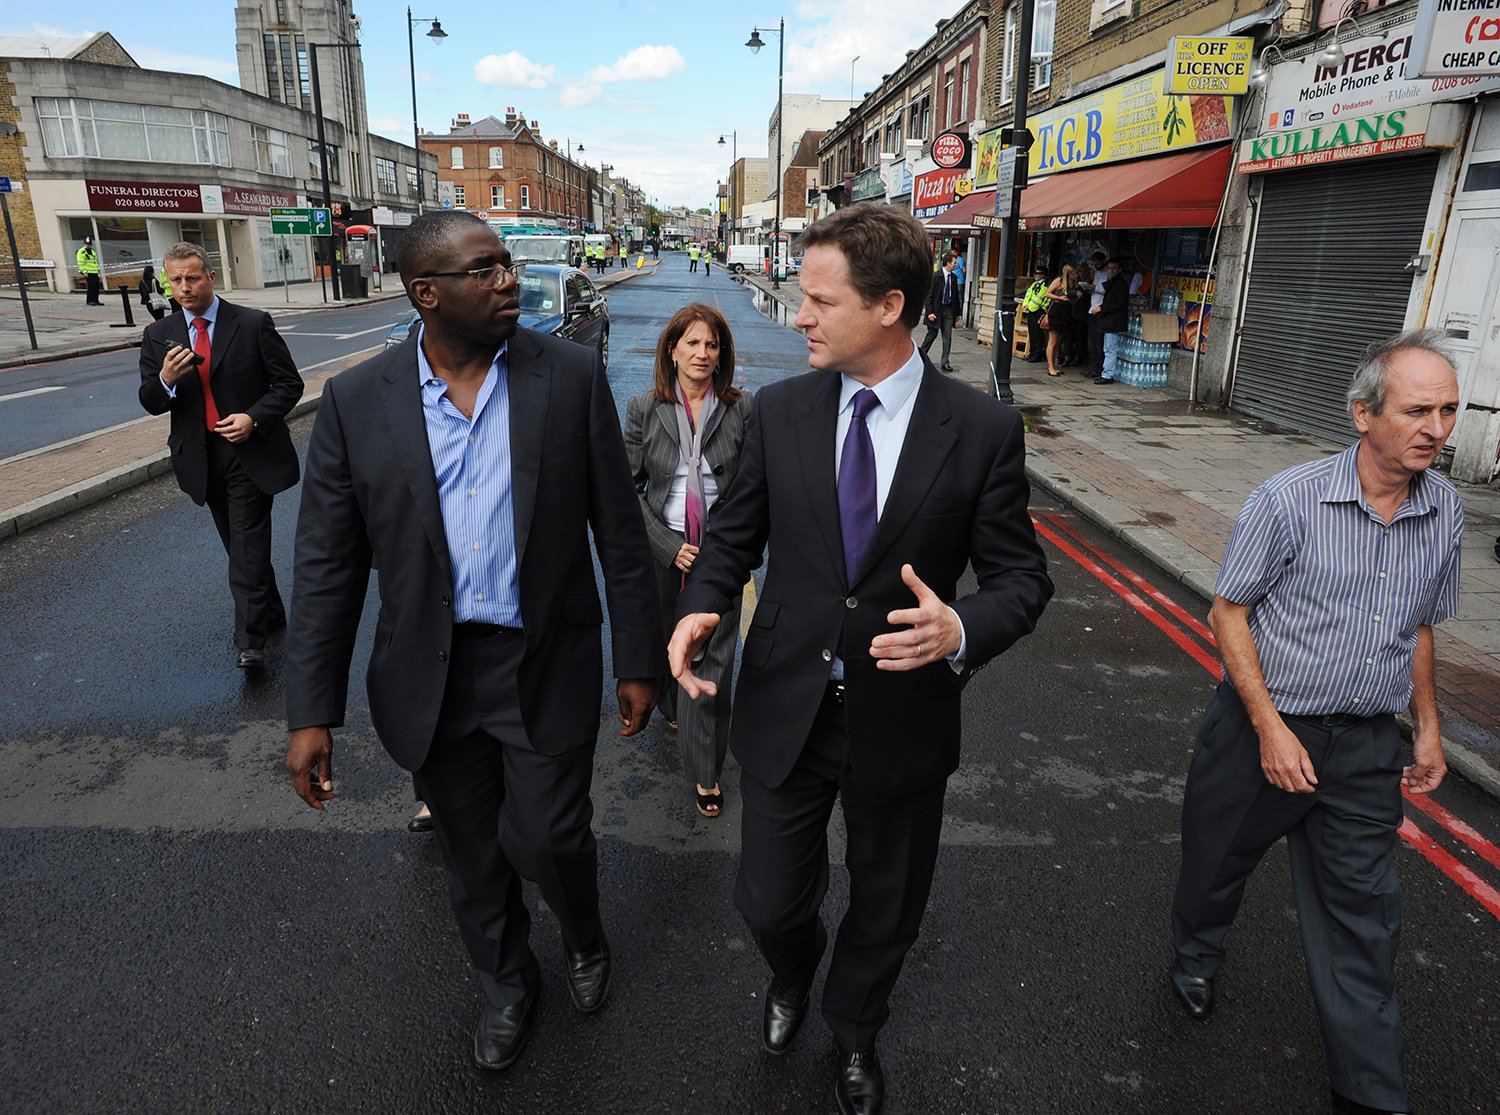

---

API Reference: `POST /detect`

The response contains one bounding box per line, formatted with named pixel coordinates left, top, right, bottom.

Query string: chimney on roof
left=505, top=106, right=516, bottom=124
left=453, top=112, right=470, bottom=129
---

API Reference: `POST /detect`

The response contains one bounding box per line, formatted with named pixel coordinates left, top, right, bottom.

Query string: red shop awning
left=923, top=188, right=997, bottom=230
left=1019, top=144, right=1231, bottom=231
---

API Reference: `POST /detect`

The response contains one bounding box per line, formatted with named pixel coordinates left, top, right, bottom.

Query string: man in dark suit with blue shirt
left=138, top=242, right=303, bottom=670
left=283, top=211, right=661, bottom=1072
left=670, top=204, right=1052, bottom=1115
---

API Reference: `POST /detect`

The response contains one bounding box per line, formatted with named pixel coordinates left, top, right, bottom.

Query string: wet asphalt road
left=0, top=299, right=407, bottom=460
left=2, top=253, right=1498, bottom=1113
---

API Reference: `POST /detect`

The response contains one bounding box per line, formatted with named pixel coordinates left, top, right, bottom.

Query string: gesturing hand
left=668, top=612, right=721, bottom=699
left=869, top=564, right=962, bottom=671
left=286, top=726, right=336, bottom=810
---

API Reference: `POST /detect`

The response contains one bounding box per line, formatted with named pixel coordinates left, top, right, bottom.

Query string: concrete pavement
left=738, top=271, right=1500, bottom=800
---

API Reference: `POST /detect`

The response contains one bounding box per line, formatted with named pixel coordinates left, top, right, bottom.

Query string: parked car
left=383, top=264, right=610, bottom=369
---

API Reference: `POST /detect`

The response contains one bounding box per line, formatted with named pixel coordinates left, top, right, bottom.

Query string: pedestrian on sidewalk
left=1092, top=258, right=1127, bottom=384
left=688, top=243, right=700, bottom=272
left=138, top=264, right=167, bottom=321
left=137, top=242, right=304, bottom=670
left=283, top=210, right=661, bottom=1076
left=1084, top=251, right=1107, bottom=378
left=918, top=251, right=960, bottom=371
left=703, top=248, right=712, bottom=278
left=1043, top=264, right=1076, bottom=376
left=668, top=203, right=1052, bottom=1115
left=76, top=237, right=102, bottom=305
left=1168, top=328, right=1463, bottom=1115
left=624, top=303, right=751, bottom=819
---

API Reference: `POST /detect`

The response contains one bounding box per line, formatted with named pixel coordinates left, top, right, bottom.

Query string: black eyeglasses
left=419, top=262, right=524, bottom=287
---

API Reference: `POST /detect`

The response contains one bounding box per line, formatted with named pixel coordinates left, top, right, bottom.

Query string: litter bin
left=339, top=263, right=368, bottom=299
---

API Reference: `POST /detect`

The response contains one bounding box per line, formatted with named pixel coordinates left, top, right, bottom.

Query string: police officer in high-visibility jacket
left=77, top=237, right=103, bottom=305
left=159, top=264, right=179, bottom=313
left=1019, top=267, right=1051, bottom=363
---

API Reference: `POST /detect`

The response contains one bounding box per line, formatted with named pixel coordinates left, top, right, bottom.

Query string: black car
left=384, top=263, right=610, bottom=368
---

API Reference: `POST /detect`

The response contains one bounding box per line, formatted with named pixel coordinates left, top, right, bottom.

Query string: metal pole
left=989, top=0, right=1035, bottom=405
left=2, top=193, right=39, bottom=349
left=773, top=17, right=784, bottom=289
left=408, top=8, right=423, bottom=214
left=311, top=42, right=343, bottom=303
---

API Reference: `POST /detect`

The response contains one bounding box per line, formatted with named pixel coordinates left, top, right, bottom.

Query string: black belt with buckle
left=452, top=622, right=521, bottom=639
left=1288, top=712, right=1371, bottom=728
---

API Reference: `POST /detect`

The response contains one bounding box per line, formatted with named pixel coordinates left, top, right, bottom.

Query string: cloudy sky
left=5, top=0, right=964, bottom=209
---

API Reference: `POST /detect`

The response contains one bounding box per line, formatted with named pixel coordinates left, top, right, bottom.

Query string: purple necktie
left=839, top=388, right=880, bottom=581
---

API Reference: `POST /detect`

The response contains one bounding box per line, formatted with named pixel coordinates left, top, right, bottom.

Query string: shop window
left=310, top=141, right=341, bottom=184
left=453, top=184, right=466, bottom=208
left=1033, top=0, right=1055, bottom=89
left=1002, top=9, right=1016, bottom=104
left=1463, top=161, right=1500, bottom=191
left=489, top=146, right=504, bottom=169
left=37, top=98, right=229, bottom=166
left=375, top=157, right=398, bottom=193
left=451, top=146, right=464, bottom=169
left=253, top=125, right=293, bottom=177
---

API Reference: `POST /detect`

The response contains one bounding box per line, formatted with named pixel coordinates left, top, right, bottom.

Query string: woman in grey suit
left=624, top=304, right=751, bottom=818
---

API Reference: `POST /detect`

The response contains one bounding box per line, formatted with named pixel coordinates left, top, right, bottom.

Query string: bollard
left=111, top=284, right=136, bottom=329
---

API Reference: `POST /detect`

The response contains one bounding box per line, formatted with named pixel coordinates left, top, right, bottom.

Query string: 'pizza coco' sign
left=930, top=130, right=971, bottom=169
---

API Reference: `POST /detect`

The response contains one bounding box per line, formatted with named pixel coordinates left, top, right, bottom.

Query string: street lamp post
left=746, top=20, right=785, bottom=289
left=717, top=131, right=737, bottom=245
left=308, top=39, right=364, bottom=302
left=406, top=9, right=446, bottom=214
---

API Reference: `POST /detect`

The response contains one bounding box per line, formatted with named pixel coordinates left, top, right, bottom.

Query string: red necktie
left=193, top=317, right=220, bottom=430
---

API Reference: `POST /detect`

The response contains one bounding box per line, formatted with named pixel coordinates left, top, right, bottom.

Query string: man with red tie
left=138, top=242, right=304, bottom=669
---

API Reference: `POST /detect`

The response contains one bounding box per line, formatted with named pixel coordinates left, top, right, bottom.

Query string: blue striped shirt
left=417, top=327, right=522, bottom=626
left=1215, top=443, right=1463, bottom=715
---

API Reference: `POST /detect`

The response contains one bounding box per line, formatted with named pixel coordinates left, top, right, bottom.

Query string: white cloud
left=585, top=44, right=686, bottom=85
left=784, top=0, right=955, bottom=92
left=560, top=83, right=603, bottom=109
left=474, top=51, right=555, bottom=89
left=128, top=45, right=238, bottom=83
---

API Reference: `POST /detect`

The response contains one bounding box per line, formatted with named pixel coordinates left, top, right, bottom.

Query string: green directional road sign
left=269, top=206, right=332, bottom=236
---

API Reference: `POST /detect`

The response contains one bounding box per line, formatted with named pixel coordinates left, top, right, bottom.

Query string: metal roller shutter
left=1232, top=154, right=1438, bottom=443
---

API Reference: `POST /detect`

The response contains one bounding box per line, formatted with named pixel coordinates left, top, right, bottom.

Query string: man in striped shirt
left=1169, top=329, right=1463, bottom=1115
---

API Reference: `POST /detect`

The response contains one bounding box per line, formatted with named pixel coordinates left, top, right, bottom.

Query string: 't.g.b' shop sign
left=973, top=67, right=1234, bottom=186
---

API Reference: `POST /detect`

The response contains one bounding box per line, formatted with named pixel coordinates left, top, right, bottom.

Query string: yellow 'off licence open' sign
left=1165, top=37, right=1253, bottom=96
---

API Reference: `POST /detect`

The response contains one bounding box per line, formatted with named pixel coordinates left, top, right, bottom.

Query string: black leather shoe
left=834, top=1044, right=885, bottom=1115
left=762, top=974, right=812, bottom=1054
left=1330, top=1089, right=1414, bottom=1114
left=473, top=972, right=540, bottom=1071
left=941, top=363, right=953, bottom=371
left=407, top=805, right=433, bottom=833
left=236, top=648, right=266, bottom=669
left=1170, top=966, right=1215, bottom=1020
left=564, top=929, right=611, bottom=1013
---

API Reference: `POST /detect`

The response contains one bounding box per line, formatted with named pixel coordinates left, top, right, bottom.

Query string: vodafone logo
left=1467, top=16, right=1500, bottom=44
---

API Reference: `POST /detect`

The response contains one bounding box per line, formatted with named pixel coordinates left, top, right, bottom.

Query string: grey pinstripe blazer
left=623, top=389, right=754, bottom=569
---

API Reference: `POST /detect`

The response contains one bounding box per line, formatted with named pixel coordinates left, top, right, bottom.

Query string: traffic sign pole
left=0, top=190, right=39, bottom=351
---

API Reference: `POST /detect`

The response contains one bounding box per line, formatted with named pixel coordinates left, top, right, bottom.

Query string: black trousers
left=735, top=686, right=947, bottom=1051
left=415, top=627, right=603, bottom=1009
left=1087, top=314, right=1105, bottom=376
left=919, top=306, right=957, bottom=366
left=1171, top=683, right=1408, bottom=1110
left=84, top=274, right=102, bottom=304
left=205, top=437, right=285, bottom=650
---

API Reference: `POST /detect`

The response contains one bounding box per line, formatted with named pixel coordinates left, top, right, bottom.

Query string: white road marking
left=0, top=386, right=66, bottom=403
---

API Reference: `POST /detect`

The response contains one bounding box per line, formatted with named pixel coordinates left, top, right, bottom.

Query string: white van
left=506, top=234, right=585, bottom=266
left=726, top=244, right=767, bottom=274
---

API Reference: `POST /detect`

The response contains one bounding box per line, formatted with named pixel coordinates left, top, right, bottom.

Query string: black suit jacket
left=284, top=327, right=664, bottom=771
left=925, top=269, right=961, bottom=318
left=138, top=300, right=303, bottom=504
left=677, top=360, right=1052, bottom=801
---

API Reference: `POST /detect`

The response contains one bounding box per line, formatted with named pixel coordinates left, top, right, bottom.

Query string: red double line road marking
left=1032, top=508, right=1500, bottom=923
